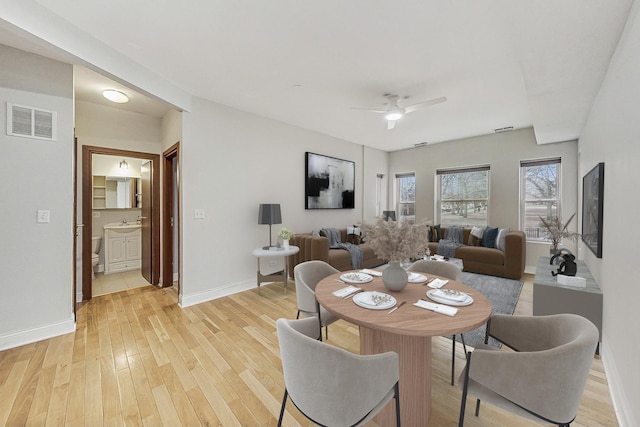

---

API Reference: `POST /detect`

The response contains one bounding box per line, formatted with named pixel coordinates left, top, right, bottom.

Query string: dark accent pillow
left=431, top=224, right=442, bottom=241
left=482, top=226, right=499, bottom=248
left=468, top=234, right=482, bottom=246
left=319, top=229, right=327, bottom=237
left=426, top=226, right=432, bottom=242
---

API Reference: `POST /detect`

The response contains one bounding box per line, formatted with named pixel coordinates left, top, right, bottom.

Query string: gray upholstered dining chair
left=408, top=259, right=464, bottom=385
left=293, top=260, right=340, bottom=341
left=458, top=313, right=599, bottom=426
left=276, top=317, right=401, bottom=426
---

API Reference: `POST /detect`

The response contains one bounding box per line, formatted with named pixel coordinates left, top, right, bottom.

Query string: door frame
left=81, top=145, right=161, bottom=300
left=162, top=142, right=180, bottom=289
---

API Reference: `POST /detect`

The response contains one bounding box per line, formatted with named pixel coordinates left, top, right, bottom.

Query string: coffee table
left=316, top=271, right=491, bottom=426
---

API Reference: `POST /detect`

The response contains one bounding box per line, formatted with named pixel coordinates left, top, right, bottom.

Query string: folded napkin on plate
left=360, top=269, right=382, bottom=277
left=332, top=285, right=361, bottom=298
left=431, top=289, right=467, bottom=302
left=413, top=300, right=458, bottom=316
left=408, top=272, right=426, bottom=281
left=428, top=278, right=449, bottom=289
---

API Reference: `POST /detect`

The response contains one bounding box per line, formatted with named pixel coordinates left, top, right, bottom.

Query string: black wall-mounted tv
left=581, top=162, right=604, bottom=258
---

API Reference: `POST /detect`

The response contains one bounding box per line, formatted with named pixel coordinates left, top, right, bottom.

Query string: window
left=396, top=173, right=415, bottom=224
left=520, top=158, right=561, bottom=241
left=437, top=166, right=490, bottom=227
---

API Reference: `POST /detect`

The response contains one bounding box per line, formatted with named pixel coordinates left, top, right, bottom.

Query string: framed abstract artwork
left=305, top=152, right=355, bottom=209
left=581, top=162, right=604, bottom=258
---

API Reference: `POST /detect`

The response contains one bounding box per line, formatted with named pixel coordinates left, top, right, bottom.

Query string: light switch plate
left=194, top=209, right=205, bottom=219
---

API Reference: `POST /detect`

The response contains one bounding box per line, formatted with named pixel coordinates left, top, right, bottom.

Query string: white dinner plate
left=340, top=272, right=373, bottom=284
left=353, top=291, right=397, bottom=310
left=407, top=272, right=428, bottom=283
left=426, top=289, right=474, bottom=306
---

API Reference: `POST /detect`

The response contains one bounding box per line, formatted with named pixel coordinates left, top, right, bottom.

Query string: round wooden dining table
left=315, top=270, right=492, bottom=427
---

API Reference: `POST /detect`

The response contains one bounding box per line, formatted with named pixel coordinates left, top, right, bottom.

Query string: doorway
left=81, top=145, right=161, bottom=301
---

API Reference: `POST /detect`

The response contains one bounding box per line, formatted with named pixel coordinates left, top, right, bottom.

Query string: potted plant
left=539, top=213, right=580, bottom=257
left=361, top=217, right=429, bottom=291
left=278, top=228, right=295, bottom=249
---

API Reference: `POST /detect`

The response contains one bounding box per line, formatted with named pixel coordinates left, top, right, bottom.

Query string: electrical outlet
left=93, top=211, right=101, bottom=218
left=37, top=210, right=50, bottom=223
left=194, top=209, right=205, bottom=219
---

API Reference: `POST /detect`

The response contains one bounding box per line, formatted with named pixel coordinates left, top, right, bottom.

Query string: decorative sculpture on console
left=550, top=249, right=577, bottom=277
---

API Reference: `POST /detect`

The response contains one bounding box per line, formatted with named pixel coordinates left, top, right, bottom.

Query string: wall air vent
left=494, top=126, right=514, bottom=133
left=6, top=103, right=57, bottom=141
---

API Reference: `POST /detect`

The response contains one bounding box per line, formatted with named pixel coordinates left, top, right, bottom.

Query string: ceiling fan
left=350, top=94, right=447, bottom=129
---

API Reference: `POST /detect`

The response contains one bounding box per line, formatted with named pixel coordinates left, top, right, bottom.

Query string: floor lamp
left=258, top=204, right=282, bottom=249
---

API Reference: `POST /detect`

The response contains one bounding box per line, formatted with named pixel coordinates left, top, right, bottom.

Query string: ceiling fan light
left=385, top=112, right=403, bottom=121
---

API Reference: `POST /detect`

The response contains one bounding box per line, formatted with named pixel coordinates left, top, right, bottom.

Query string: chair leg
left=475, top=398, right=481, bottom=416
left=461, top=333, right=468, bottom=355
left=451, top=335, right=456, bottom=386
left=394, top=382, right=401, bottom=427
left=458, top=351, right=472, bottom=427
left=296, top=310, right=301, bottom=319
left=277, top=389, right=288, bottom=426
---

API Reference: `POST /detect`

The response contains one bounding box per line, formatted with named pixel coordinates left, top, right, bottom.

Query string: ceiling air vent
left=6, top=103, right=57, bottom=141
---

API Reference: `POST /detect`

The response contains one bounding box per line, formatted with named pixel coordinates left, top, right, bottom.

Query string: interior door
left=141, top=160, right=152, bottom=283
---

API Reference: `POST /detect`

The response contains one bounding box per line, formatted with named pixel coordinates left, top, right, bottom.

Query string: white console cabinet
left=104, top=224, right=142, bottom=274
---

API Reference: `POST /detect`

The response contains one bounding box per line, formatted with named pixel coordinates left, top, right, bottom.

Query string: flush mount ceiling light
left=103, top=89, right=129, bottom=103
left=119, top=159, right=128, bottom=170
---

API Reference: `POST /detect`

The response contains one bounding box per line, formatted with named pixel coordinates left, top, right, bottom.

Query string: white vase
left=382, top=261, right=408, bottom=292
left=282, top=239, right=290, bottom=250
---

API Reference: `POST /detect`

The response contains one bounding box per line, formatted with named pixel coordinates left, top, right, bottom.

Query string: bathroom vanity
left=104, top=223, right=142, bottom=274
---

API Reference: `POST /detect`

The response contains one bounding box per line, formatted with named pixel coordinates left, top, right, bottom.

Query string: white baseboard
left=179, top=279, right=256, bottom=308
left=0, top=315, right=76, bottom=351
left=602, top=343, right=636, bottom=427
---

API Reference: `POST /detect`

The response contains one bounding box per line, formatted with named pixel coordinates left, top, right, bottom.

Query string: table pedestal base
left=360, top=327, right=432, bottom=426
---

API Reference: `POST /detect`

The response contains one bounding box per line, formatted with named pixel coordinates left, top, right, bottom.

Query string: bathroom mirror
left=92, top=176, right=141, bottom=209
left=92, top=154, right=143, bottom=209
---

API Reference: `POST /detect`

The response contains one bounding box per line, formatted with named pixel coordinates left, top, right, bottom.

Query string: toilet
left=91, top=236, right=102, bottom=278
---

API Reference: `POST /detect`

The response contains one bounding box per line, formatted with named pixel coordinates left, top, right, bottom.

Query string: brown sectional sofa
left=290, top=226, right=526, bottom=280
left=289, top=229, right=384, bottom=273
left=427, top=227, right=526, bottom=279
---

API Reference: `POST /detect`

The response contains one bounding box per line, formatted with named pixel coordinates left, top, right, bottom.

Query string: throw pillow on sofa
left=431, top=224, right=442, bottom=241
left=482, top=226, right=499, bottom=248
left=470, top=226, right=485, bottom=238
left=495, top=228, right=510, bottom=251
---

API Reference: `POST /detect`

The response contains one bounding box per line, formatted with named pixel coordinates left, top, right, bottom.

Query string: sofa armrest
left=290, top=234, right=330, bottom=272
left=503, top=231, right=526, bottom=279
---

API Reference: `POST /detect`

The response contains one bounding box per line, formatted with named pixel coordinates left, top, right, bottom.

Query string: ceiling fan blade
left=349, top=107, right=388, bottom=114
left=404, top=96, right=447, bottom=114
left=387, top=119, right=396, bottom=130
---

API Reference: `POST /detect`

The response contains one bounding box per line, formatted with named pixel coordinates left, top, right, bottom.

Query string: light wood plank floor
left=0, top=275, right=618, bottom=426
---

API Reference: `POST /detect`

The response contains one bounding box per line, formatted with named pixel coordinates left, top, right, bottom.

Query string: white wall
left=179, top=97, right=385, bottom=306
left=388, top=128, right=579, bottom=272
left=578, top=1, right=640, bottom=425
left=0, top=45, right=75, bottom=350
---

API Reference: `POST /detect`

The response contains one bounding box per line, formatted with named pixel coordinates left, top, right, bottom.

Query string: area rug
left=454, top=272, right=524, bottom=348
